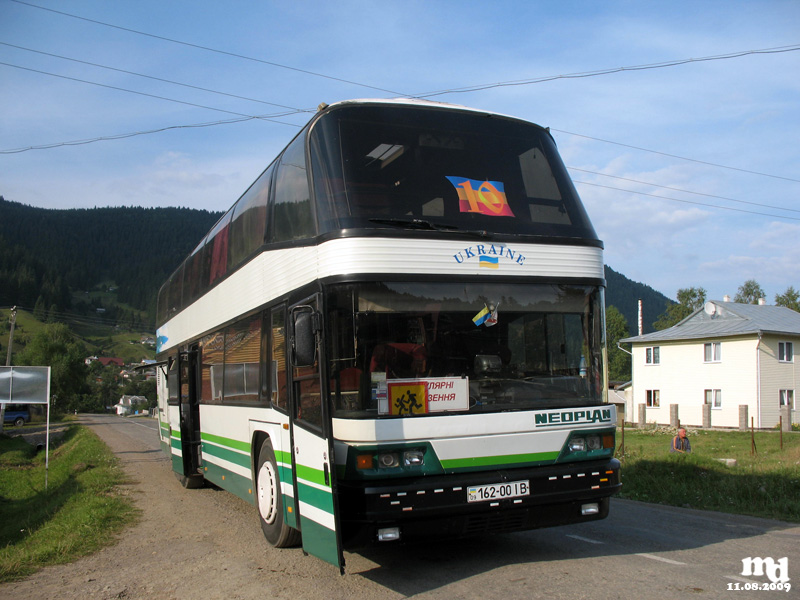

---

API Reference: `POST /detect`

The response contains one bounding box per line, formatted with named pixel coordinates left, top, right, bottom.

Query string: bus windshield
left=310, top=104, right=598, bottom=241
left=326, top=281, right=605, bottom=418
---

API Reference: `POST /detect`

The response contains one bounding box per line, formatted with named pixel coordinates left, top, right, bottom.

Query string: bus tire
left=174, top=471, right=204, bottom=489
left=256, top=439, right=301, bottom=548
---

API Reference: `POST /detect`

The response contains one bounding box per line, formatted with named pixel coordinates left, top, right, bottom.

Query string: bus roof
left=318, top=98, right=544, bottom=130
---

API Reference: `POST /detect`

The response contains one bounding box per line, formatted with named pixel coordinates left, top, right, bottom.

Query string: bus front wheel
left=256, top=439, right=301, bottom=548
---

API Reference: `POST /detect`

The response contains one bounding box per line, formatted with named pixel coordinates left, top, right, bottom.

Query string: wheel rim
left=257, top=460, right=279, bottom=525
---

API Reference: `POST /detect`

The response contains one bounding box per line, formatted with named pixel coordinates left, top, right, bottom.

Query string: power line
left=573, top=179, right=800, bottom=221
left=0, top=115, right=297, bottom=154
left=567, top=167, right=800, bottom=214
left=0, top=41, right=309, bottom=113
left=0, top=60, right=304, bottom=125
left=556, top=130, right=800, bottom=184
left=414, top=44, right=800, bottom=98
left=10, top=0, right=406, bottom=97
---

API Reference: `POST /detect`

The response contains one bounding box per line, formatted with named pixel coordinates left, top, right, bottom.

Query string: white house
left=621, top=300, right=800, bottom=429
left=115, top=395, right=148, bottom=416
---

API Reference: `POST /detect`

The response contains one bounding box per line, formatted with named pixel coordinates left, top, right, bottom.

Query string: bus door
left=177, top=345, right=203, bottom=487
left=289, top=297, right=344, bottom=572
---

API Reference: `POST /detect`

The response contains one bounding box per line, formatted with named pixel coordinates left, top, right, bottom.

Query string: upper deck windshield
left=310, top=103, right=598, bottom=241
left=327, top=281, right=605, bottom=419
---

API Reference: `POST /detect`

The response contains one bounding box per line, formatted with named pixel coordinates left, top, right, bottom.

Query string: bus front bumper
left=337, top=457, right=620, bottom=547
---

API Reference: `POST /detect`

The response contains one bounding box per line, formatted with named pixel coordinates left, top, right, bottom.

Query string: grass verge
left=0, top=425, right=138, bottom=582
left=617, top=428, right=800, bottom=522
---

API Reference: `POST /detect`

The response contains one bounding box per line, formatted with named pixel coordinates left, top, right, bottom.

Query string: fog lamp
left=581, top=502, right=600, bottom=515
left=377, top=527, right=401, bottom=542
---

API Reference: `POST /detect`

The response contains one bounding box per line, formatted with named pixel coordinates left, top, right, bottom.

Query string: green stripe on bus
left=295, top=463, right=327, bottom=487
left=202, top=441, right=251, bottom=469
left=296, top=480, right=334, bottom=514
left=440, top=451, right=560, bottom=471
left=278, top=463, right=294, bottom=486
left=200, top=432, right=251, bottom=453
left=275, top=449, right=292, bottom=464
left=203, top=461, right=255, bottom=505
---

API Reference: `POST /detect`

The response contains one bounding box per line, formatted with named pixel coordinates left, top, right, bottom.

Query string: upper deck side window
left=272, top=131, right=316, bottom=243
left=309, top=105, right=598, bottom=240
left=228, top=162, right=275, bottom=268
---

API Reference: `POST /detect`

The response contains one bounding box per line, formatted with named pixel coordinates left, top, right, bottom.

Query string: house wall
left=758, top=335, right=800, bottom=428
left=631, top=336, right=758, bottom=428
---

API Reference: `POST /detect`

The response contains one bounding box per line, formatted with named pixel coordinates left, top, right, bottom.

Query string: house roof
left=621, top=300, right=800, bottom=344
left=98, top=357, right=124, bottom=367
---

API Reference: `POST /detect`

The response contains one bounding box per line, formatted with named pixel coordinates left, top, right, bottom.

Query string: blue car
left=3, top=404, right=30, bottom=427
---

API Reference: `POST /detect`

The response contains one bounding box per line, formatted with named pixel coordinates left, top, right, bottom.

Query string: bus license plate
left=467, top=480, right=530, bottom=503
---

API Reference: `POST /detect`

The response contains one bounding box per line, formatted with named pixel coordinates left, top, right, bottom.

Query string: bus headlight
left=378, top=452, right=400, bottom=468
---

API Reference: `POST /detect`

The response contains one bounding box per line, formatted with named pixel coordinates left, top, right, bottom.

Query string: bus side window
left=167, top=356, right=179, bottom=406
left=270, top=309, right=288, bottom=411
left=271, top=133, right=316, bottom=243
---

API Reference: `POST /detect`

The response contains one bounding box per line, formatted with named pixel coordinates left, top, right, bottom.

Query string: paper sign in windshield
left=446, top=176, right=515, bottom=217
left=383, top=377, right=469, bottom=415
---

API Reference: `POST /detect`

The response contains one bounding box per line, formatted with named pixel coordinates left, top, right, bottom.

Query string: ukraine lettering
left=453, top=244, right=526, bottom=268
left=534, top=409, right=612, bottom=428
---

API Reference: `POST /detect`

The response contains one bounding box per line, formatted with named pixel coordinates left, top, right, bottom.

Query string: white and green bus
left=155, top=99, right=620, bottom=572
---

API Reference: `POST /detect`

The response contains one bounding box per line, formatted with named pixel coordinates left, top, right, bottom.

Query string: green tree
left=14, top=323, right=89, bottom=413
left=734, top=279, right=765, bottom=304
left=606, top=305, right=632, bottom=381
left=775, top=286, right=800, bottom=312
left=653, top=287, right=707, bottom=330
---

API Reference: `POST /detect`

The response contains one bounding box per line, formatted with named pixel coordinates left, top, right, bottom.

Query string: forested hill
left=0, top=196, right=672, bottom=332
left=605, top=265, right=672, bottom=335
left=0, top=197, right=220, bottom=320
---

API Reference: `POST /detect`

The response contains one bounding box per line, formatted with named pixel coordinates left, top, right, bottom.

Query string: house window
left=704, top=342, right=721, bottom=363
left=704, top=389, right=722, bottom=409
left=779, top=389, right=795, bottom=409
left=778, top=342, right=794, bottom=363
left=646, top=389, right=660, bottom=408
left=645, top=346, right=660, bottom=365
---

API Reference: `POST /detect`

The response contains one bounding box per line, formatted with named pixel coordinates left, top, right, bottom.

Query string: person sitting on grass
left=670, top=427, right=692, bottom=453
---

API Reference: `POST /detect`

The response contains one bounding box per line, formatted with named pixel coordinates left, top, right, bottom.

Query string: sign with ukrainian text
left=446, top=176, right=515, bottom=218
left=384, top=377, right=470, bottom=415
left=426, top=377, right=469, bottom=412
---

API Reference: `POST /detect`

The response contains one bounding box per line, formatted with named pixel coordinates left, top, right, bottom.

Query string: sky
left=2, top=0, right=800, bottom=308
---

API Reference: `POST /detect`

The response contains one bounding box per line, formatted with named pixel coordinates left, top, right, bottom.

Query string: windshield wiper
left=369, top=217, right=488, bottom=237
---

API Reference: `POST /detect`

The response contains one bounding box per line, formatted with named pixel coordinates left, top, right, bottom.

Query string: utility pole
left=1, top=306, right=17, bottom=432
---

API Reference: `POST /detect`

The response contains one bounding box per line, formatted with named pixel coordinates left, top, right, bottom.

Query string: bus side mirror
left=292, top=307, right=319, bottom=367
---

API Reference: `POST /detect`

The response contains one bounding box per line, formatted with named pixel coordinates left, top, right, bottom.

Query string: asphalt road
left=10, top=414, right=797, bottom=600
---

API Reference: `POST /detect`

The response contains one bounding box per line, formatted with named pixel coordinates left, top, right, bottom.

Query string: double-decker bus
left=155, top=99, right=620, bottom=572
